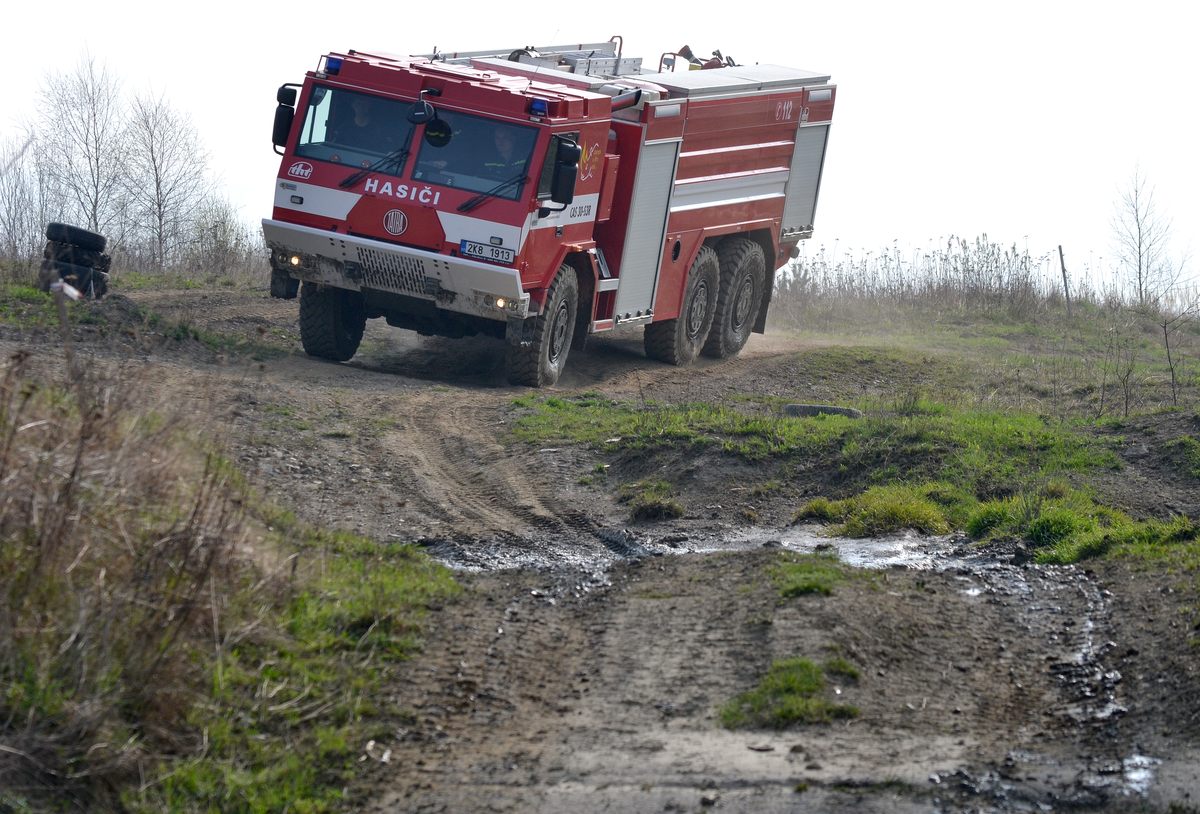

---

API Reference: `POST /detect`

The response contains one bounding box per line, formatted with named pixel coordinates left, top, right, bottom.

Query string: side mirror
left=273, top=85, right=298, bottom=155
left=550, top=139, right=582, bottom=205
left=272, top=105, right=295, bottom=153
left=408, top=88, right=443, bottom=125
left=408, top=100, right=435, bottom=125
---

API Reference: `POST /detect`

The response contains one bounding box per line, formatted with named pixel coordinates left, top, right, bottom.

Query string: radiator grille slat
left=356, top=247, right=427, bottom=295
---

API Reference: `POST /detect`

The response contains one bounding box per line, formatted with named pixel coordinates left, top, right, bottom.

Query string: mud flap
left=270, top=267, right=300, bottom=299
left=753, top=267, right=775, bottom=334
left=506, top=315, right=537, bottom=347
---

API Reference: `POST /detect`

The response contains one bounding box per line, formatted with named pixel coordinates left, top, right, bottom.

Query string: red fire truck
left=263, top=38, right=835, bottom=386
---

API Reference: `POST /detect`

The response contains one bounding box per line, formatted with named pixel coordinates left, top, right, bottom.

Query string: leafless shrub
left=0, top=349, right=253, bottom=808
left=774, top=235, right=1081, bottom=324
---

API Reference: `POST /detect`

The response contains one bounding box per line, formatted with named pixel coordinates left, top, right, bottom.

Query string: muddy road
left=5, top=289, right=1198, bottom=813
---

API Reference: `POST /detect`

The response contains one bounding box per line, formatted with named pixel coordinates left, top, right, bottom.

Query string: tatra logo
left=288, top=161, right=313, bottom=179
left=383, top=209, right=409, bottom=236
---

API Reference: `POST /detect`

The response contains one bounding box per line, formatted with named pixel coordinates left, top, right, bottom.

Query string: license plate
left=460, top=240, right=514, bottom=265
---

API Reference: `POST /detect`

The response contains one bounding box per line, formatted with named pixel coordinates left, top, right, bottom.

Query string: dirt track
left=5, top=289, right=1199, bottom=813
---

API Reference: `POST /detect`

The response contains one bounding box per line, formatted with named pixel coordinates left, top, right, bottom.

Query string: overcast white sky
left=5, top=0, right=1196, bottom=285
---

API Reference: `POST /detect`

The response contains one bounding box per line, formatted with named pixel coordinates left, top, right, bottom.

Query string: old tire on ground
left=702, top=237, right=766, bottom=359
left=44, top=259, right=94, bottom=291
left=90, top=271, right=109, bottom=300
left=506, top=266, right=578, bottom=387
left=36, top=260, right=56, bottom=292
left=44, top=240, right=105, bottom=268
left=644, top=244, right=719, bottom=366
left=45, top=222, right=106, bottom=253
left=299, top=282, right=366, bottom=362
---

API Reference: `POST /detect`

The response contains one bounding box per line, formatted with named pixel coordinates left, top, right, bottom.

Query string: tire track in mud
left=377, top=392, right=602, bottom=547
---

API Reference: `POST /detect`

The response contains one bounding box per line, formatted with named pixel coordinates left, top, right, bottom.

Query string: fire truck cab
left=263, top=38, right=835, bottom=386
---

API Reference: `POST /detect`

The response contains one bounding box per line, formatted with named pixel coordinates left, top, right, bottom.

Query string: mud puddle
left=416, top=524, right=1163, bottom=809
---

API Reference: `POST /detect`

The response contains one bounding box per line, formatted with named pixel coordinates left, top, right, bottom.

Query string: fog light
left=495, top=297, right=507, bottom=310
left=289, top=255, right=301, bottom=266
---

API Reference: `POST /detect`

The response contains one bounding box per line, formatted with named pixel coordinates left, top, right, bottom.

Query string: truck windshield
left=295, top=86, right=412, bottom=173
left=412, top=110, right=538, bottom=201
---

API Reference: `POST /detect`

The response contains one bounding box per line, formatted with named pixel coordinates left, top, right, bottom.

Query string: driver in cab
left=333, top=96, right=395, bottom=155
left=482, top=128, right=527, bottom=178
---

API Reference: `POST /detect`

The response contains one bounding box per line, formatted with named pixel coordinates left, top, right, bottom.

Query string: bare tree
left=36, top=57, right=127, bottom=235
left=0, top=132, right=57, bottom=280
left=0, top=135, right=38, bottom=262
left=1158, top=295, right=1199, bottom=407
left=1111, top=169, right=1181, bottom=308
left=181, top=195, right=263, bottom=280
left=125, top=94, right=210, bottom=270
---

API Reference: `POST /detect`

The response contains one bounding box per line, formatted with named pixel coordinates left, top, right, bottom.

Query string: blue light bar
left=529, top=98, right=549, bottom=116
left=325, top=57, right=343, bottom=75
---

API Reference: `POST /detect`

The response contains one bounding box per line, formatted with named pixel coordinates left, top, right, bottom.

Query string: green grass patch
left=0, top=282, right=58, bottom=328
left=510, top=394, right=1117, bottom=498
left=1172, top=435, right=1200, bottom=479
left=794, top=483, right=956, bottom=537
left=966, top=486, right=1200, bottom=566
left=720, top=657, right=859, bottom=728
left=618, top=479, right=684, bottom=521
left=770, top=553, right=848, bottom=597
left=133, top=528, right=459, bottom=813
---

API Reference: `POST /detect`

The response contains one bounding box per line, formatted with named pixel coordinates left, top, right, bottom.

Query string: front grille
left=356, top=247, right=427, bottom=295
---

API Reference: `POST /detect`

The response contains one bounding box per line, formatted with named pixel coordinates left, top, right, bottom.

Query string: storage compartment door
left=612, top=139, right=680, bottom=321
left=781, top=124, right=830, bottom=236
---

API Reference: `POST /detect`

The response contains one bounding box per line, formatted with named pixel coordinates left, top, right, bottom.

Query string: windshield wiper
left=339, top=128, right=415, bottom=189
left=457, top=172, right=527, bottom=212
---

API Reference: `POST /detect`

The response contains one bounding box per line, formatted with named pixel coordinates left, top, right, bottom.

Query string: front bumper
left=261, top=219, right=530, bottom=320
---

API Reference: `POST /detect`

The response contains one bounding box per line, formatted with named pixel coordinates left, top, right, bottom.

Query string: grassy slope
left=514, top=298, right=1200, bottom=568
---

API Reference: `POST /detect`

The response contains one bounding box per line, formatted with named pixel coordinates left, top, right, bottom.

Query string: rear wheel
left=702, top=237, right=765, bottom=359
left=299, top=282, right=366, bottom=361
left=644, top=245, right=718, bottom=365
left=506, top=266, right=578, bottom=387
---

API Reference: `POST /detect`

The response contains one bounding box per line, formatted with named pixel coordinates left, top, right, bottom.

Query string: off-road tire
left=44, top=240, right=105, bottom=268
left=506, top=266, right=578, bottom=387
left=644, top=245, right=719, bottom=366
left=702, top=237, right=766, bottom=359
left=44, top=222, right=106, bottom=253
left=299, top=282, right=366, bottom=362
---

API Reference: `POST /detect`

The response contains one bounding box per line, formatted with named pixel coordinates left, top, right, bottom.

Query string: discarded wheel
left=44, top=222, right=107, bottom=253
left=43, top=240, right=106, bottom=268
left=41, top=259, right=94, bottom=291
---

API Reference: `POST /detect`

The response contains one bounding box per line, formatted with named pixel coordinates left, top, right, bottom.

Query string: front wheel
left=506, top=266, right=578, bottom=387
left=702, top=238, right=766, bottom=359
left=644, top=245, right=719, bottom=366
left=299, top=282, right=366, bottom=362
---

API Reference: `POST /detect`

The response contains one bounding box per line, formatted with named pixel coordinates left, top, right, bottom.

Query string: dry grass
left=0, top=348, right=251, bottom=809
